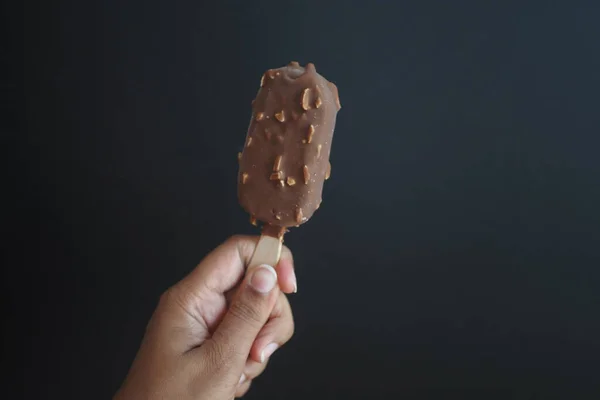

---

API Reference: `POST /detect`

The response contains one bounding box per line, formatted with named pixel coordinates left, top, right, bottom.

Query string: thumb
left=206, top=264, right=279, bottom=368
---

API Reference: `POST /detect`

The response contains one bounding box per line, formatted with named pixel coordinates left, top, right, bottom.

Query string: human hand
left=114, top=235, right=296, bottom=399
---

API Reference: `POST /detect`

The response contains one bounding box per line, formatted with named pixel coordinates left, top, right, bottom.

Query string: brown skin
left=114, top=236, right=297, bottom=400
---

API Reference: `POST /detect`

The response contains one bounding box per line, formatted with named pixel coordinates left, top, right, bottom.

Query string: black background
left=7, top=0, right=600, bottom=399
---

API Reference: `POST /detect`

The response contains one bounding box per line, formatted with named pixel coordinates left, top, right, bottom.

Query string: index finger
left=177, top=235, right=295, bottom=296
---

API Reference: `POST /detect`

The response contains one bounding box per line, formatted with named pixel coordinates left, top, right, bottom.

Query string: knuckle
left=159, top=286, right=186, bottom=313
left=226, top=234, right=251, bottom=251
left=228, top=299, right=264, bottom=329
left=159, top=286, right=176, bottom=307
left=160, top=283, right=200, bottom=313
left=225, top=234, right=244, bottom=247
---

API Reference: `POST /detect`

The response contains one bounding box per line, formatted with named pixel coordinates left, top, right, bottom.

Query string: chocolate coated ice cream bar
left=238, top=61, right=341, bottom=236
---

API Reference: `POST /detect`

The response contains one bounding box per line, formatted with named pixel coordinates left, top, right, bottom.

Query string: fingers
left=156, top=236, right=296, bottom=353
left=234, top=379, right=252, bottom=398
left=201, top=264, right=280, bottom=371
left=176, top=235, right=258, bottom=296
left=234, top=360, right=266, bottom=399
left=243, top=359, right=268, bottom=381
left=249, top=291, right=294, bottom=363
left=176, top=235, right=297, bottom=302
left=276, top=246, right=297, bottom=294
left=233, top=359, right=266, bottom=398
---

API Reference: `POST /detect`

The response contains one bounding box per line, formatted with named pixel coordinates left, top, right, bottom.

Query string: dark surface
left=7, top=1, right=600, bottom=399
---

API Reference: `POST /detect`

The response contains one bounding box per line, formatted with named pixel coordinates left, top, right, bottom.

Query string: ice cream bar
left=238, top=61, right=341, bottom=238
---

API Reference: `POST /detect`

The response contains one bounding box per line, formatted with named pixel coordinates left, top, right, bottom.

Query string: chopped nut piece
left=277, top=179, right=285, bottom=187
left=301, top=88, right=311, bottom=111
left=267, top=70, right=275, bottom=79
left=249, top=215, right=257, bottom=226
left=325, top=162, right=331, bottom=180
left=273, top=155, right=282, bottom=171
left=246, top=137, right=253, bottom=147
left=307, top=124, right=315, bottom=143
left=286, top=177, right=296, bottom=186
left=242, top=172, right=249, bottom=184
left=260, top=74, right=265, bottom=87
left=317, top=144, right=322, bottom=159
left=255, top=112, right=265, bottom=121
left=315, top=96, right=322, bottom=109
left=303, top=165, right=309, bottom=184
left=270, top=171, right=282, bottom=181
left=237, top=152, right=242, bottom=161
left=275, top=110, right=285, bottom=122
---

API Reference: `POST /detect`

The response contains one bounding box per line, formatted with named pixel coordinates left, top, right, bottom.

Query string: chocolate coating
left=238, top=62, right=340, bottom=229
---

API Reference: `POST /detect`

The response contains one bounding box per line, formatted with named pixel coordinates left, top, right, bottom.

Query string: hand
left=114, top=235, right=297, bottom=400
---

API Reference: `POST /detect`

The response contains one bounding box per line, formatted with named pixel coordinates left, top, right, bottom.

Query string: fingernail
left=292, top=271, right=298, bottom=293
left=260, top=342, right=279, bottom=363
left=248, top=265, right=277, bottom=294
left=238, top=373, right=246, bottom=385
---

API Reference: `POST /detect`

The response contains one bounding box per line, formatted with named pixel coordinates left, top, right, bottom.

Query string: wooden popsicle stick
left=247, top=235, right=282, bottom=270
